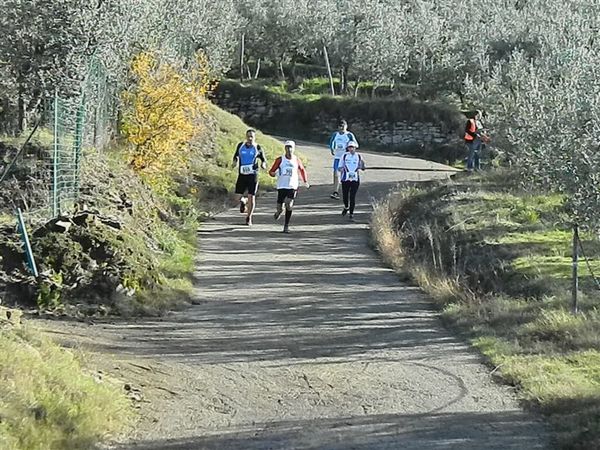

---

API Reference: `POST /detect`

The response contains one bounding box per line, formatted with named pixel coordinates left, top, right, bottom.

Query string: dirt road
left=43, top=143, right=549, bottom=449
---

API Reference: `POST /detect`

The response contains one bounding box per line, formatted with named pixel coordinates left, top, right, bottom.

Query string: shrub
left=122, top=51, right=213, bottom=190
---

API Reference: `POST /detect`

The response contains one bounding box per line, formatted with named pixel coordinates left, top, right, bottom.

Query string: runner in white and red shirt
left=268, top=140, right=309, bottom=233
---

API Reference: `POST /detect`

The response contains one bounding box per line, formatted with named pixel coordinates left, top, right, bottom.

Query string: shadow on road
left=122, top=410, right=546, bottom=450
left=54, top=183, right=479, bottom=368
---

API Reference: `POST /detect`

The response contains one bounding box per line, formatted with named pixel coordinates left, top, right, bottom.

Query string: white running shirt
left=330, top=132, right=357, bottom=159
left=277, top=155, right=300, bottom=189
left=340, top=152, right=363, bottom=182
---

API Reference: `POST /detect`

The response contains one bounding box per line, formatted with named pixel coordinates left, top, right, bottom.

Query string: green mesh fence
left=0, top=58, right=117, bottom=224
left=50, top=92, right=86, bottom=217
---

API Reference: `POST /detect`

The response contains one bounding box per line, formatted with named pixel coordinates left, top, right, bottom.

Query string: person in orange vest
left=464, top=110, right=485, bottom=172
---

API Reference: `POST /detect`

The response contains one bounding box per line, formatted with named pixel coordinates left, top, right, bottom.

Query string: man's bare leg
left=246, top=194, right=255, bottom=225
left=331, top=166, right=340, bottom=199
left=283, top=197, right=294, bottom=232
left=274, top=202, right=283, bottom=220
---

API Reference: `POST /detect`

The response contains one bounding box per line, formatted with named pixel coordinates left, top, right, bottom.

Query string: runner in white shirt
left=328, top=119, right=358, bottom=200
left=338, top=141, right=366, bottom=220
left=268, top=140, right=310, bottom=233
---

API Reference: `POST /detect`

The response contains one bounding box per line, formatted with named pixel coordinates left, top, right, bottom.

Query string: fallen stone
left=98, top=216, right=122, bottom=230
left=72, top=212, right=96, bottom=227
left=53, top=220, right=72, bottom=233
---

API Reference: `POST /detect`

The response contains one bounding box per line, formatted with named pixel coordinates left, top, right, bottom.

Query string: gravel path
left=43, top=142, right=549, bottom=449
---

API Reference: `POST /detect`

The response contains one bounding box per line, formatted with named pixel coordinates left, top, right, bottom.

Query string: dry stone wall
left=213, top=85, right=462, bottom=153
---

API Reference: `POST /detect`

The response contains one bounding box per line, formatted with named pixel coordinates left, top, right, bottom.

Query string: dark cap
left=338, top=120, right=347, bottom=126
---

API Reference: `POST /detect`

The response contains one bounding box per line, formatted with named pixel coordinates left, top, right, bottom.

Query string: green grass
left=0, top=212, right=14, bottom=226
left=245, top=75, right=416, bottom=98
left=371, top=169, right=600, bottom=449
left=0, top=327, right=130, bottom=450
left=513, top=255, right=600, bottom=279
left=1, top=127, right=54, bottom=149
left=474, top=335, right=600, bottom=403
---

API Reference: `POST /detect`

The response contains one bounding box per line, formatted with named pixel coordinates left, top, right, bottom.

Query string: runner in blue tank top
left=232, top=129, right=267, bottom=226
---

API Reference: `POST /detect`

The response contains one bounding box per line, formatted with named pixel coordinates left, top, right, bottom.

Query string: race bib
left=347, top=171, right=358, bottom=181
left=240, top=164, right=254, bottom=175
left=336, top=142, right=344, bottom=150
left=282, top=167, right=293, bottom=176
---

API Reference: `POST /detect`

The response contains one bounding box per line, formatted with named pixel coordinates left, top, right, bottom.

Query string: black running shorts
left=277, top=189, right=297, bottom=204
left=235, top=174, right=259, bottom=195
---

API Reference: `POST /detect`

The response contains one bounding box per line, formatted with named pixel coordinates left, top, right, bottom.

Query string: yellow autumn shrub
left=122, top=51, right=213, bottom=188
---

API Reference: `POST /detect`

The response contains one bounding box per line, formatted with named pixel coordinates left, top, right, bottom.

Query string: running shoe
left=349, top=213, right=354, bottom=221
left=239, top=199, right=247, bottom=213
left=282, top=225, right=290, bottom=233
left=274, top=210, right=282, bottom=220
left=330, top=192, right=339, bottom=199
left=341, top=208, right=348, bottom=216
left=245, top=216, right=252, bottom=226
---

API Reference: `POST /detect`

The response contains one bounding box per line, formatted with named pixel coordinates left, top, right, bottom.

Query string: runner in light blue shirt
left=328, top=119, right=358, bottom=200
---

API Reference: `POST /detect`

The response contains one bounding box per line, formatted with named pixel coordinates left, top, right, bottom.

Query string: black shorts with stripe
left=277, top=189, right=297, bottom=204
left=235, top=174, right=259, bottom=195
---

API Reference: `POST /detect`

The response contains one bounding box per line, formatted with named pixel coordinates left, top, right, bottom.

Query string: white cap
left=346, top=141, right=358, bottom=149
left=284, top=140, right=296, bottom=148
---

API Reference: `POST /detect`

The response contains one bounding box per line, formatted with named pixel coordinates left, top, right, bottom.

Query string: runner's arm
left=257, top=145, right=267, bottom=169
left=269, top=157, right=282, bottom=177
left=328, top=133, right=336, bottom=155
left=349, top=132, right=358, bottom=146
left=232, top=143, right=242, bottom=168
left=298, top=159, right=309, bottom=185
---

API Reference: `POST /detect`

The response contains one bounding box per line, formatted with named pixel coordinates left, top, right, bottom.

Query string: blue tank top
left=239, top=144, right=258, bottom=166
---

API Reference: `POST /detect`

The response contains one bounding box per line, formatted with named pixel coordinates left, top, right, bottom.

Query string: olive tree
left=466, top=2, right=600, bottom=226
left=0, top=0, right=119, bottom=132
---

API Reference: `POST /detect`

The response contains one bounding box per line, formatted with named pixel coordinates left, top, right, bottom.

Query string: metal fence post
left=17, top=208, right=38, bottom=277
left=572, top=223, right=579, bottom=314
left=73, top=94, right=85, bottom=195
left=52, top=91, right=59, bottom=217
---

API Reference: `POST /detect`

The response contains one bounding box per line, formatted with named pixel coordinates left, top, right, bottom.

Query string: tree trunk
left=93, top=104, right=98, bottom=147
left=278, top=58, right=285, bottom=80
left=371, top=83, right=379, bottom=99
left=0, top=98, right=9, bottom=134
left=323, top=45, right=335, bottom=96
left=353, top=77, right=361, bottom=97
left=289, top=55, right=298, bottom=87
left=239, top=33, right=245, bottom=82
left=246, top=64, right=252, bottom=80
left=254, top=58, right=261, bottom=79
left=458, top=91, right=465, bottom=106
left=17, top=84, right=25, bottom=135
left=341, top=64, right=349, bottom=95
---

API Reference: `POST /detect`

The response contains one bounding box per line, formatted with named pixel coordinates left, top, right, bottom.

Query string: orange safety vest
left=464, top=118, right=477, bottom=141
